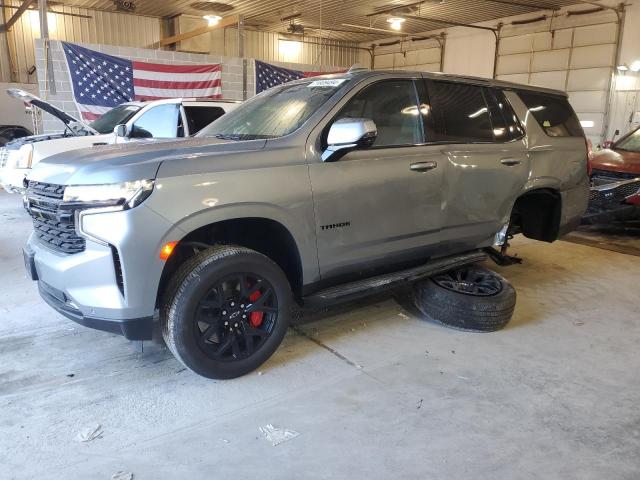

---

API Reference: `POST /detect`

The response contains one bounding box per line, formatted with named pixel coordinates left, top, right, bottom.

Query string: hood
left=28, top=136, right=267, bottom=185
left=591, top=148, right=640, bottom=175
left=6, top=88, right=97, bottom=136
left=3, top=132, right=69, bottom=150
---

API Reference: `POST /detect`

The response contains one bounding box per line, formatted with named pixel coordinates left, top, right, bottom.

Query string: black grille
left=588, top=181, right=640, bottom=212
left=592, top=169, right=640, bottom=182
left=26, top=181, right=86, bottom=254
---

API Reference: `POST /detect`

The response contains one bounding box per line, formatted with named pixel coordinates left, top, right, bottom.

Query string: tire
left=412, top=266, right=516, bottom=332
left=161, top=245, right=292, bottom=379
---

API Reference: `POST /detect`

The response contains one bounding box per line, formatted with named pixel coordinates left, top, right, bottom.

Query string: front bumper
left=584, top=177, right=640, bottom=222
left=0, top=166, right=28, bottom=193
left=25, top=202, right=179, bottom=339
left=39, top=280, right=154, bottom=340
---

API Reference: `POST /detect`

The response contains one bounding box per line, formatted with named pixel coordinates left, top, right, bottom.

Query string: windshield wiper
left=214, top=133, right=244, bottom=141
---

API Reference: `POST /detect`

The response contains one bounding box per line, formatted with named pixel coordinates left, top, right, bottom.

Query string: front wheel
left=161, top=245, right=292, bottom=379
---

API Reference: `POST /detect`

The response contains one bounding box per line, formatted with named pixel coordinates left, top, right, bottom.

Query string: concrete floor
left=1, top=189, right=640, bottom=480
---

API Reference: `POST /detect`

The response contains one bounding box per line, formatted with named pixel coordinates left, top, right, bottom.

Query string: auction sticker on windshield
left=307, top=79, right=347, bottom=88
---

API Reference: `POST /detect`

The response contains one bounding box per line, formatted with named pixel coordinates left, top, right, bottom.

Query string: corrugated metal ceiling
left=51, top=0, right=589, bottom=41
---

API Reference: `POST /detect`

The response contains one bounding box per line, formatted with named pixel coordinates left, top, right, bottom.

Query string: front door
left=307, top=78, right=443, bottom=281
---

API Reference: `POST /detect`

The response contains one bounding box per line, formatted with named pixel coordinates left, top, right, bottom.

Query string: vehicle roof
left=297, top=69, right=568, bottom=97
left=121, top=98, right=242, bottom=108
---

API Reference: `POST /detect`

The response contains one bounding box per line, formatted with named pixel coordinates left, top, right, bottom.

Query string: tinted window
left=131, top=104, right=180, bottom=138
left=429, top=81, right=494, bottom=142
left=517, top=91, right=583, bottom=137
left=184, top=106, right=226, bottom=135
left=337, top=80, right=423, bottom=147
left=485, top=88, right=525, bottom=141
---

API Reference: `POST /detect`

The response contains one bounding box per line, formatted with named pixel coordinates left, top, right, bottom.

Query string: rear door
left=425, top=79, right=529, bottom=253
left=307, top=77, right=443, bottom=281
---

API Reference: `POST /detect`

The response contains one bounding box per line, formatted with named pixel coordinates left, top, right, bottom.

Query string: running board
left=303, top=250, right=486, bottom=307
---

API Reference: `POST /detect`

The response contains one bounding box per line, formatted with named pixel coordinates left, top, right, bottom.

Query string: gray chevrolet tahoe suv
left=23, top=70, right=589, bottom=379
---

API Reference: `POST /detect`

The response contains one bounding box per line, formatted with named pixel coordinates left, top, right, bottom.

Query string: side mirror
left=114, top=124, right=130, bottom=138
left=322, top=118, right=377, bottom=162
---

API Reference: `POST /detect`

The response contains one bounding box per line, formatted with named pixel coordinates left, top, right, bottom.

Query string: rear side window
left=484, top=88, right=525, bottom=142
left=429, top=81, right=494, bottom=143
left=517, top=91, right=583, bottom=137
left=184, top=106, right=226, bottom=135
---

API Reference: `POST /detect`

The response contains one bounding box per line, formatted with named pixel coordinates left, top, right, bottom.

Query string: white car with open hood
left=0, top=89, right=240, bottom=193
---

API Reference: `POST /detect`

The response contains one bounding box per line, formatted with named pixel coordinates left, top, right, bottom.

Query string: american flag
left=255, top=60, right=330, bottom=94
left=62, top=42, right=222, bottom=121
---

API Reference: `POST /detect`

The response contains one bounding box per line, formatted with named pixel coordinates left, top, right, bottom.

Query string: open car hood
left=6, top=88, right=97, bottom=136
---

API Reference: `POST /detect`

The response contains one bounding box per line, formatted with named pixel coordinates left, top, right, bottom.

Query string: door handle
left=410, top=161, right=438, bottom=172
left=500, top=158, right=521, bottom=166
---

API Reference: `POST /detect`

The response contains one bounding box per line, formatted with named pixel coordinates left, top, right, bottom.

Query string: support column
left=40, top=0, right=56, bottom=96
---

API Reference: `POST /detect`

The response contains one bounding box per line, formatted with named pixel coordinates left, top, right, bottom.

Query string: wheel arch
left=510, top=187, right=563, bottom=242
left=156, top=213, right=308, bottom=308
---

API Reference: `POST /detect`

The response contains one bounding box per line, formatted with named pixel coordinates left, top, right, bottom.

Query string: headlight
left=62, top=179, right=155, bottom=210
left=6, top=144, right=33, bottom=169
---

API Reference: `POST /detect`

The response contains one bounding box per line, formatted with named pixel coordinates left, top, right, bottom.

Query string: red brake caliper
left=248, top=290, right=264, bottom=327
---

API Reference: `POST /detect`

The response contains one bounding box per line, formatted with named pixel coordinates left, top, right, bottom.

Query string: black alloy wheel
left=430, top=267, right=503, bottom=297
left=194, top=273, right=278, bottom=361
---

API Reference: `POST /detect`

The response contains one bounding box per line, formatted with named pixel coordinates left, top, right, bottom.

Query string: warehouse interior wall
left=363, top=0, right=640, bottom=143
left=0, top=0, right=161, bottom=84
left=33, top=39, right=346, bottom=133
left=0, top=82, right=38, bottom=129
left=173, top=15, right=361, bottom=68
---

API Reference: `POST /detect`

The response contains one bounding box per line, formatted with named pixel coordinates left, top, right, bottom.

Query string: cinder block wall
left=35, top=39, right=341, bottom=133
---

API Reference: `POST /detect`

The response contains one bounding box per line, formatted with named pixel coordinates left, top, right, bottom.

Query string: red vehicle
left=585, top=126, right=640, bottom=222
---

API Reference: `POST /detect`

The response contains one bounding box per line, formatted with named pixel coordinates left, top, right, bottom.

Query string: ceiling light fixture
left=387, top=17, right=406, bottom=31
left=203, top=14, right=222, bottom=26
left=630, top=60, right=640, bottom=72
left=617, top=64, right=629, bottom=71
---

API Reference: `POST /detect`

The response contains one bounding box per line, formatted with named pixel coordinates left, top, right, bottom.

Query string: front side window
left=199, top=80, right=347, bottom=140
left=131, top=104, right=181, bottom=139
left=90, top=105, right=140, bottom=134
left=517, top=91, right=583, bottom=138
left=429, top=81, right=494, bottom=143
left=336, top=80, right=424, bottom=147
left=614, top=127, right=640, bottom=152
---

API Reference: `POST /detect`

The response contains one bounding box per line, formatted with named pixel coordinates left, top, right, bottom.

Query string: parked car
left=0, top=125, right=32, bottom=146
left=584, top=125, right=640, bottom=223
left=23, top=70, right=589, bottom=379
left=0, top=89, right=240, bottom=193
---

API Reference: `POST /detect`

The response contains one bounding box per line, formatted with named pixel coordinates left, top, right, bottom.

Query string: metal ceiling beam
left=0, top=0, right=36, bottom=33
left=367, top=0, right=559, bottom=17
left=160, top=14, right=240, bottom=46
left=0, top=3, right=92, bottom=19
left=401, top=13, right=499, bottom=33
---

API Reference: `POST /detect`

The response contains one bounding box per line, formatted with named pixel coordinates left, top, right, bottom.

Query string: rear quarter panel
left=506, top=91, right=589, bottom=228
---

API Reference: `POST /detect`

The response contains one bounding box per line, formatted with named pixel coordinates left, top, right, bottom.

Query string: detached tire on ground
left=413, top=266, right=516, bottom=332
left=161, top=245, right=292, bottom=379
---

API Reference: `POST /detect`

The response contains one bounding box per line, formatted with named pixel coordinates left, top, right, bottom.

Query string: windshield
left=89, top=105, right=141, bottom=134
left=615, top=127, right=640, bottom=152
left=198, top=79, right=347, bottom=140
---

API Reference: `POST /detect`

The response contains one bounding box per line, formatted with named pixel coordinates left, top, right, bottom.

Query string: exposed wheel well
left=510, top=188, right=562, bottom=242
left=156, top=218, right=303, bottom=307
